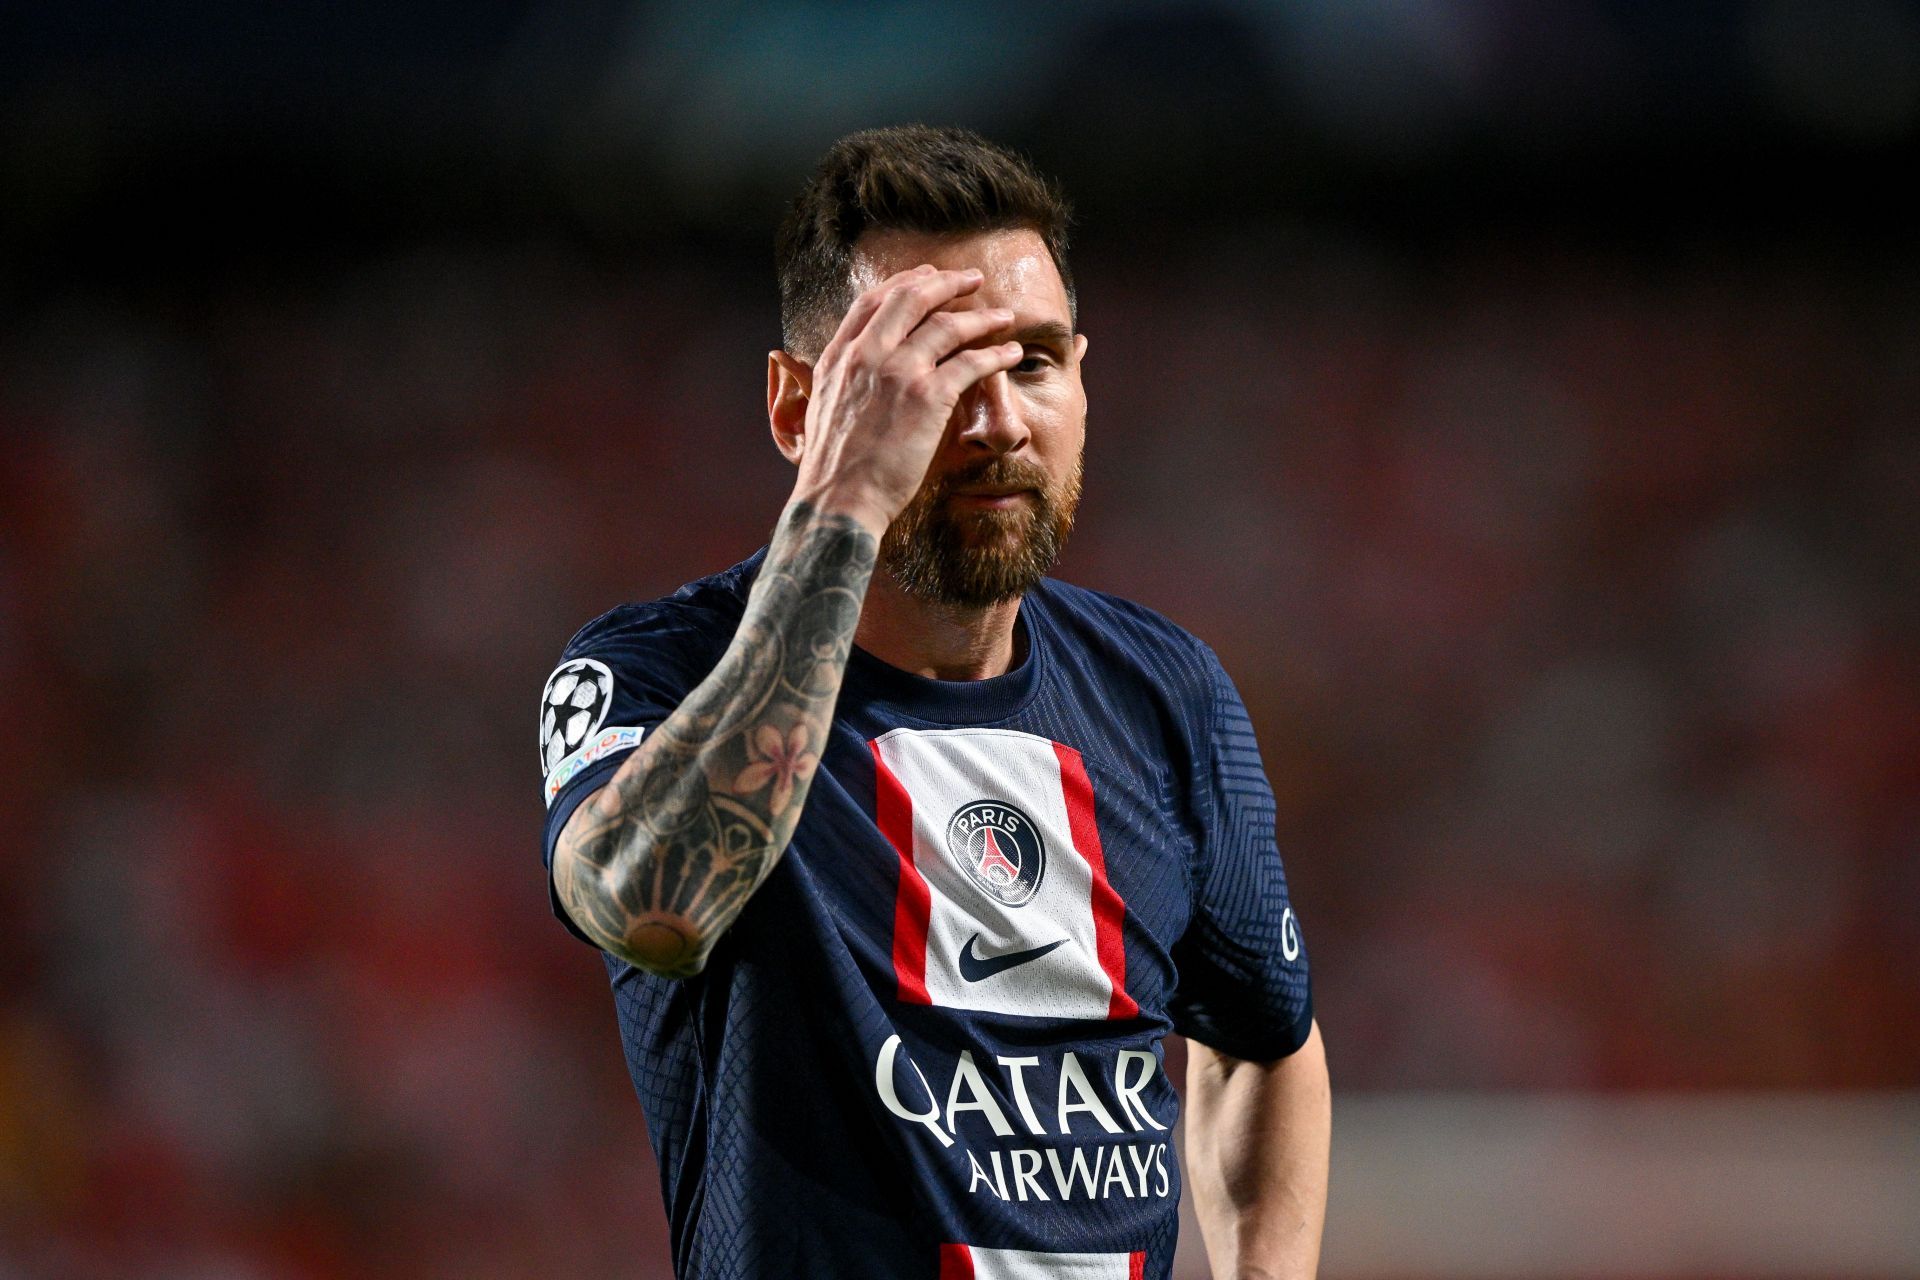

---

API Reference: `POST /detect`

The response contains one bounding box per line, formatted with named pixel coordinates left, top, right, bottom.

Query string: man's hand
left=789, top=264, right=1023, bottom=535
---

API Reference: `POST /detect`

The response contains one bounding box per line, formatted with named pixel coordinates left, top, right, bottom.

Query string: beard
left=879, top=451, right=1083, bottom=608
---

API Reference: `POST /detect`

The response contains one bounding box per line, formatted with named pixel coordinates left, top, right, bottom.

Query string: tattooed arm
left=552, top=501, right=874, bottom=975
left=552, top=263, right=1024, bottom=976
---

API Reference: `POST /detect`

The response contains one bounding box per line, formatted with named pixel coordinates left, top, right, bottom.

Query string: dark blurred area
left=3, top=2, right=1918, bottom=1277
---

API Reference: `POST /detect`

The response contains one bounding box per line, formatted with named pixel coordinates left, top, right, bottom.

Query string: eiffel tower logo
left=976, top=826, right=1020, bottom=885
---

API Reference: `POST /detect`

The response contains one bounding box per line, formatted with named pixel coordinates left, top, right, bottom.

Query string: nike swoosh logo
left=958, top=933, right=1067, bottom=982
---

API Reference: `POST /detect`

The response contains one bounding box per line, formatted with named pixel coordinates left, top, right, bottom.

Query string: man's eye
left=1016, top=350, right=1055, bottom=374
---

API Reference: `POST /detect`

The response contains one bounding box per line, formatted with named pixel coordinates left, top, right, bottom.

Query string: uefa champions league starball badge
left=539, top=658, right=614, bottom=775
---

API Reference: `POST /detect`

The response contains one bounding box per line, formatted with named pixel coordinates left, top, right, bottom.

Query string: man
left=537, top=125, right=1329, bottom=1279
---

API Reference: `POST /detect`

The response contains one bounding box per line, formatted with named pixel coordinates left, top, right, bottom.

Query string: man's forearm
left=554, top=499, right=878, bottom=975
left=1184, top=1022, right=1330, bottom=1280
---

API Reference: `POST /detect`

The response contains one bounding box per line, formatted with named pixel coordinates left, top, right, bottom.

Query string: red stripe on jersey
left=1053, top=741, right=1139, bottom=1020
left=938, top=1242, right=975, bottom=1279
left=1128, top=1250, right=1146, bottom=1280
left=874, top=739, right=931, bottom=1005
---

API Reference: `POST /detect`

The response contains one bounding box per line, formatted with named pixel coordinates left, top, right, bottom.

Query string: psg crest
left=539, top=658, right=614, bottom=775
left=946, top=800, right=1046, bottom=907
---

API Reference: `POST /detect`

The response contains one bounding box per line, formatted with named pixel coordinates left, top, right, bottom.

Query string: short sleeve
left=535, top=605, right=720, bottom=946
left=1167, top=649, right=1313, bottom=1060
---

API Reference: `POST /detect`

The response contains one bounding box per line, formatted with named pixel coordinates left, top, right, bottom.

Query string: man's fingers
left=858, top=268, right=984, bottom=353
left=894, top=306, right=1015, bottom=368
left=821, top=265, right=933, bottom=360
left=923, top=341, right=1023, bottom=403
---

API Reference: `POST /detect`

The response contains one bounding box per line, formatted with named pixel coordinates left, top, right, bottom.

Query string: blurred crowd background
left=3, top=2, right=1917, bottom=1277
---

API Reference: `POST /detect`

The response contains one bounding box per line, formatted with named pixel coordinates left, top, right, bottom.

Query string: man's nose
left=954, top=369, right=1030, bottom=455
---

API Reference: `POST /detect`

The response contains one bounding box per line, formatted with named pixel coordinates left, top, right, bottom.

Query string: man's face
left=848, top=227, right=1089, bottom=608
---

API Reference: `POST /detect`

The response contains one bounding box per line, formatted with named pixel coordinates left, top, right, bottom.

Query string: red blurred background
left=3, top=3, right=1917, bottom=1276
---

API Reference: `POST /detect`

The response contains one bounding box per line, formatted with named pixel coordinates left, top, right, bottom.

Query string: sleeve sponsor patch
left=539, top=658, right=615, bottom=776
left=544, top=725, right=646, bottom=809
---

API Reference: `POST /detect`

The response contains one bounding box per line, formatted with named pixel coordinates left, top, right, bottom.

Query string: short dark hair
left=775, top=124, right=1075, bottom=358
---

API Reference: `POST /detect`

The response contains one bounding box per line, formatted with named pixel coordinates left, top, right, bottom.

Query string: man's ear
left=767, top=350, right=813, bottom=464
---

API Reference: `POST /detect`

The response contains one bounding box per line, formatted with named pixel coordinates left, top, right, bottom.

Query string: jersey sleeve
left=535, top=606, right=715, bottom=946
left=1167, top=648, right=1314, bottom=1060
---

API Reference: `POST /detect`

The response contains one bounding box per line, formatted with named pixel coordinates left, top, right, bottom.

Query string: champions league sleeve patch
left=544, top=725, right=645, bottom=809
left=539, top=658, right=615, bottom=776
left=540, top=658, right=649, bottom=809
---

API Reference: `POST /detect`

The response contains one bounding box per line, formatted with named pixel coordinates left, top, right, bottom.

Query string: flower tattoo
left=734, top=723, right=819, bottom=813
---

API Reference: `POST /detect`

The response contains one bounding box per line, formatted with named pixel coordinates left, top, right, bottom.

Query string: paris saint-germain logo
left=946, top=800, right=1046, bottom=907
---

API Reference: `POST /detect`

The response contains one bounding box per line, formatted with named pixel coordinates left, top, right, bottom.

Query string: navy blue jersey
left=536, top=550, right=1311, bottom=1280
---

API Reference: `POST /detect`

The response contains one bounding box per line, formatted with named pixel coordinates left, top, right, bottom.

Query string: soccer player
left=537, top=125, right=1329, bottom=1279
